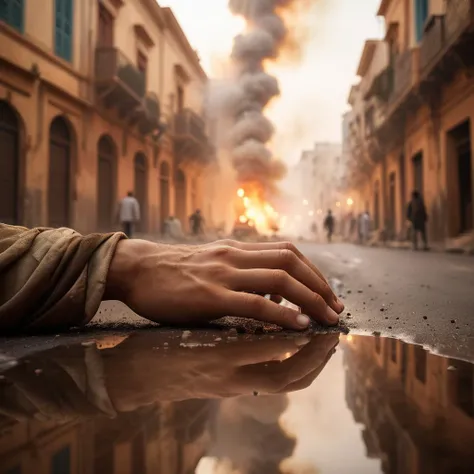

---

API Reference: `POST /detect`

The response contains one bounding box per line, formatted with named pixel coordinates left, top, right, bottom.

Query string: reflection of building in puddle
left=198, top=395, right=296, bottom=474
left=0, top=399, right=215, bottom=474
left=344, top=336, right=474, bottom=474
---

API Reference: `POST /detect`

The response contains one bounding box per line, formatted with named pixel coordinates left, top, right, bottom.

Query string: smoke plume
left=214, top=0, right=309, bottom=196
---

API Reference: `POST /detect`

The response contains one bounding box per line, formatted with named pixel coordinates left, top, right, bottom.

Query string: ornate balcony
left=95, top=47, right=146, bottom=110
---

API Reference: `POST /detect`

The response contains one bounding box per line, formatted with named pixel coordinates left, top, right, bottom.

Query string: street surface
left=302, top=242, right=474, bottom=360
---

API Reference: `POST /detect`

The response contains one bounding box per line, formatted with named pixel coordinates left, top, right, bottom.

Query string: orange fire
left=235, top=185, right=280, bottom=234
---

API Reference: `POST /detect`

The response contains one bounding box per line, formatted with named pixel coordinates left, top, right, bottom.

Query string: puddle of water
left=0, top=332, right=473, bottom=474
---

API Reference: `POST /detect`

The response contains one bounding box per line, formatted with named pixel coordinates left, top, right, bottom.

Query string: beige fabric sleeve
left=0, top=224, right=126, bottom=330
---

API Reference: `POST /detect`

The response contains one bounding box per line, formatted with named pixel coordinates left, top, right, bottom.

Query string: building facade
left=344, top=0, right=474, bottom=244
left=0, top=0, right=216, bottom=235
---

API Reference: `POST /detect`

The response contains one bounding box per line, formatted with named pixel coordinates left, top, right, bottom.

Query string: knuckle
left=271, top=269, right=288, bottom=292
left=278, top=249, right=297, bottom=268
left=312, top=293, right=326, bottom=308
left=280, top=241, right=297, bottom=253
left=209, top=263, right=232, bottom=280
left=245, top=293, right=265, bottom=312
left=211, top=245, right=236, bottom=260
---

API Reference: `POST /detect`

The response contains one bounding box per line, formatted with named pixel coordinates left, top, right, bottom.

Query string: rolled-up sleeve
left=0, top=224, right=126, bottom=330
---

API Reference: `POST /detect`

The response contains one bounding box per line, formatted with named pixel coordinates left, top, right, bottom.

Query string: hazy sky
left=162, top=0, right=383, bottom=164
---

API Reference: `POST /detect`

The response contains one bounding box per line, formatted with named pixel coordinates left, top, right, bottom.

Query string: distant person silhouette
left=323, top=210, right=335, bottom=243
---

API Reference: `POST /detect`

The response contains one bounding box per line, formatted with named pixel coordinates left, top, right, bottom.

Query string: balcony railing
left=174, top=109, right=207, bottom=145
left=445, top=0, right=474, bottom=44
left=95, top=47, right=146, bottom=104
left=420, top=16, right=445, bottom=78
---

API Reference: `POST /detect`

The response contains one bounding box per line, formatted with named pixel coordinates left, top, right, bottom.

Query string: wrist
left=104, top=239, right=140, bottom=302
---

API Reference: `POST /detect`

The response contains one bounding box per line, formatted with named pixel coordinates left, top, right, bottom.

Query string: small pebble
left=388, top=326, right=392, bottom=329
left=347, top=290, right=352, bottom=294
left=214, top=337, right=222, bottom=342
left=451, top=320, right=456, bottom=324
left=447, top=365, right=457, bottom=371
left=34, top=369, right=42, bottom=375
left=423, top=316, right=427, bottom=320
left=228, top=328, right=238, bottom=336
left=358, top=290, right=363, bottom=294
left=253, top=391, right=259, bottom=396
left=346, top=313, right=352, bottom=317
left=380, top=308, right=385, bottom=312
left=181, top=330, right=192, bottom=340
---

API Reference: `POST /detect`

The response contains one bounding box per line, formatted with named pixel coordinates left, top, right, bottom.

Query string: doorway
left=159, top=161, right=170, bottom=232
left=134, top=152, right=148, bottom=232
left=389, top=172, right=396, bottom=239
left=412, top=152, right=423, bottom=196
left=175, top=169, right=187, bottom=228
left=48, top=116, right=72, bottom=228
left=374, top=181, right=380, bottom=230
left=97, top=135, right=117, bottom=231
left=454, top=122, right=472, bottom=233
left=0, top=101, right=21, bottom=224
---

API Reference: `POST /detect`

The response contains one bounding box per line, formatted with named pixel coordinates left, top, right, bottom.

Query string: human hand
left=104, top=239, right=344, bottom=330
left=104, top=332, right=339, bottom=410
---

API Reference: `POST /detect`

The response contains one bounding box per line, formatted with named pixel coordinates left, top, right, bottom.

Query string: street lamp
left=347, top=197, right=354, bottom=207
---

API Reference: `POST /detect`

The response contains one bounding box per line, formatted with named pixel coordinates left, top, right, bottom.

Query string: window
left=415, top=0, right=429, bottom=43
left=55, top=0, right=74, bottom=62
left=137, top=50, right=147, bottom=82
left=52, top=446, right=71, bottom=474
left=0, top=0, right=24, bottom=32
left=177, top=85, right=184, bottom=112
left=98, top=3, right=114, bottom=47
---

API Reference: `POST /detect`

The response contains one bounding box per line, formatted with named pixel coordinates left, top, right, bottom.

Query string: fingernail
left=326, top=306, right=340, bottom=325
left=296, top=314, right=311, bottom=328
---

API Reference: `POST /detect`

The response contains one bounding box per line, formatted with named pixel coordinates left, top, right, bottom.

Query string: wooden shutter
left=0, top=0, right=24, bottom=32
left=55, top=0, right=74, bottom=61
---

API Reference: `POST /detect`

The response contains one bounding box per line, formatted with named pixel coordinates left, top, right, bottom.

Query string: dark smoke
left=225, top=0, right=296, bottom=194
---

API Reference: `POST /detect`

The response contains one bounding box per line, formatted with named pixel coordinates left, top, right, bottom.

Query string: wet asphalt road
left=301, top=242, right=474, bottom=360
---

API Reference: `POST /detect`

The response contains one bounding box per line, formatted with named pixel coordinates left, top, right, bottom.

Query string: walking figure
left=324, top=210, right=335, bottom=243
left=118, top=192, right=140, bottom=238
left=189, top=209, right=204, bottom=236
left=407, top=191, right=429, bottom=251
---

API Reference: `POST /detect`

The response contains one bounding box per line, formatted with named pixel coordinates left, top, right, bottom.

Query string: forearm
left=0, top=224, right=125, bottom=330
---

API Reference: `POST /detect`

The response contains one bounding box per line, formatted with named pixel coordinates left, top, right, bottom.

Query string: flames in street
left=235, top=185, right=280, bottom=233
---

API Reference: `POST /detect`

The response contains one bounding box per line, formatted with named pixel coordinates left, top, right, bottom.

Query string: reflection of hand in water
left=105, top=333, right=339, bottom=412
left=0, top=333, right=338, bottom=420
